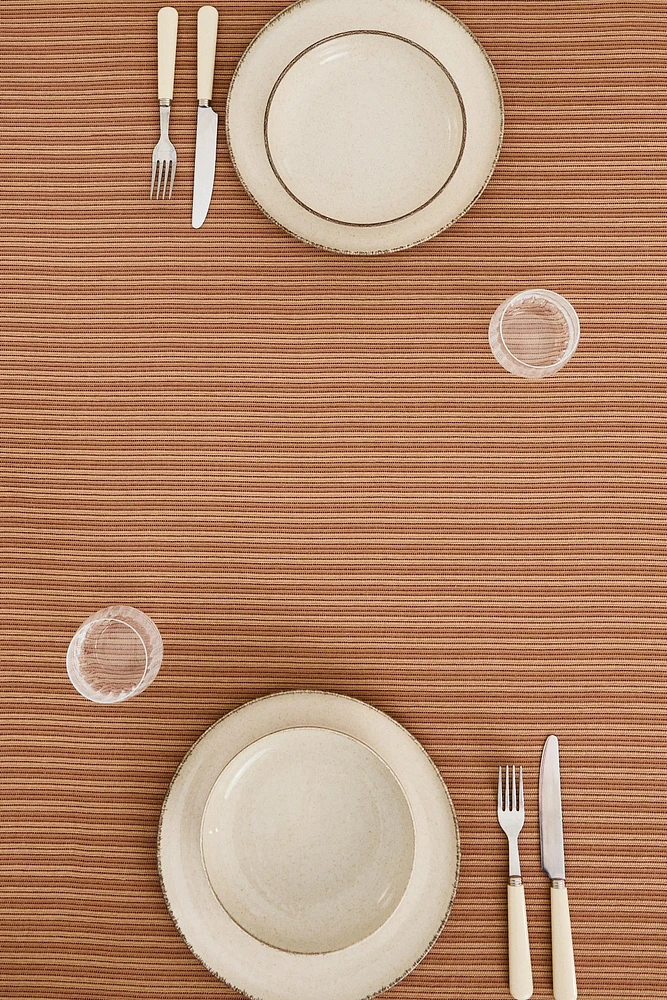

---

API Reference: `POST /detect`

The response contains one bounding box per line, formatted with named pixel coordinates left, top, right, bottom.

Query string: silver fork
left=151, top=7, right=178, bottom=199
left=497, top=766, right=533, bottom=1000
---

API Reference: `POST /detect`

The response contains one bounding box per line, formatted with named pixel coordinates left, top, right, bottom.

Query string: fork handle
left=551, top=882, right=577, bottom=1000
left=157, top=7, right=178, bottom=102
left=507, top=881, right=533, bottom=1000
left=197, top=6, right=219, bottom=102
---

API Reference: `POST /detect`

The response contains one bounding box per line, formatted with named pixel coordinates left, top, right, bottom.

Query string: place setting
left=151, top=0, right=503, bottom=252
left=149, top=1, right=579, bottom=381
left=65, top=604, right=578, bottom=1000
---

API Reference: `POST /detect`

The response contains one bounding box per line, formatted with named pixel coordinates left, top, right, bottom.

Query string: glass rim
left=66, top=614, right=150, bottom=703
left=497, top=287, right=580, bottom=373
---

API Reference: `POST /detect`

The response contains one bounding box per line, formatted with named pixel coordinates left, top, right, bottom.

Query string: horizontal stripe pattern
left=1, top=1, right=667, bottom=998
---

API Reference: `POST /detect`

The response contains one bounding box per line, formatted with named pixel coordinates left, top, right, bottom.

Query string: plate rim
left=157, top=689, right=460, bottom=1000
left=262, top=29, right=468, bottom=228
left=225, top=0, right=504, bottom=255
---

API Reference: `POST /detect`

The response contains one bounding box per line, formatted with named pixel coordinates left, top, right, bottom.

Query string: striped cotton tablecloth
left=1, top=1, right=666, bottom=998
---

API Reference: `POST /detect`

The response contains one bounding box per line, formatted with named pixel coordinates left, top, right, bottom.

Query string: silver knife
left=192, top=5, right=219, bottom=228
left=539, top=735, right=577, bottom=1000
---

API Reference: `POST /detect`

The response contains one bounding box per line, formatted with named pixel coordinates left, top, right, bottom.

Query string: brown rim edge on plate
left=262, top=30, right=468, bottom=229
left=224, top=0, right=504, bottom=255
left=157, top=689, right=461, bottom=1000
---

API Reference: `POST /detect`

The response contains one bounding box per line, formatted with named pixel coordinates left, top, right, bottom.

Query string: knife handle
left=507, top=881, right=533, bottom=1000
left=197, top=5, right=219, bottom=103
left=551, top=882, right=577, bottom=1000
left=157, top=7, right=178, bottom=102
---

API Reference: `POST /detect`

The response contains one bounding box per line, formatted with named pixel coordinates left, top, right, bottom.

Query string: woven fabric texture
left=1, top=1, right=666, bottom=997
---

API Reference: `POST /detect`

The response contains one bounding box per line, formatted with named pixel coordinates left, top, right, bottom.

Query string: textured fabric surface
left=1, top=1, right=666, bottom=997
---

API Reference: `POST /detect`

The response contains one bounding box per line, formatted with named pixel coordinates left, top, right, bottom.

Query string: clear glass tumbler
left=66, top=606, right=163, bottom=704
left=488, top=288, right=580, bottom=379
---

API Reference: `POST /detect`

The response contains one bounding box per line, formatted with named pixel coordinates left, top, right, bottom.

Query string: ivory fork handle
left=507, top=881, right=533, bottom=1000
left=157, top=7, right=178, bottom=102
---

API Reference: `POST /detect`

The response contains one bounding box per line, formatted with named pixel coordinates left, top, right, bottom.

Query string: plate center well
left=264, top=31, right=466, bottom=226
left=201, top=727, right=416, bottom=953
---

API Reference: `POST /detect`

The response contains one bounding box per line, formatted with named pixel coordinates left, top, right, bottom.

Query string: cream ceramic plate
left=202, top=728, right=416, bottom=954
left=159, top=691, right=459, bottom=1000
left=226, top=0, right=503, bottom=254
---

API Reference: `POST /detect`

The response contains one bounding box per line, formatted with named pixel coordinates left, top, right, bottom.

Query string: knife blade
left=539, top=735, right=577, bottom=1000
left=192, top=5, right=219, bottom=229
left=540, top=734, right=566, bottom=879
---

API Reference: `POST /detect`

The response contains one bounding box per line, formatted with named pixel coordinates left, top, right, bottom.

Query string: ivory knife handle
left=507, top=882, right=533, bottom=1000
left=157, top=6, right=178, bottom=102
left=551, top=883, right=577, bottom=1000
left=197, top=5, right=219, bottom=102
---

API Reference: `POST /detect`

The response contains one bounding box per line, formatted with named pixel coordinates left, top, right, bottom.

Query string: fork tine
left=497, top=766, right=503, bottom=810
left=162, top=161, right=172, bottom=200
left=505, top=765, right=509, bottom=812
left=160, top=161, right=168, bottom=200
left=512, top=765, right=517, bottom=811
left=156, top=160, right=165, bottom=201
left=519, top=765, right=524, bottom=811
left=150, top=159, right=157, bottom=199
left=168, top=160, right=176, bottom=199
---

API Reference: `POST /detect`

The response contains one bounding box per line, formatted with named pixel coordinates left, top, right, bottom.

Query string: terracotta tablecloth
left=1, top=1, right=666, bottom=997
